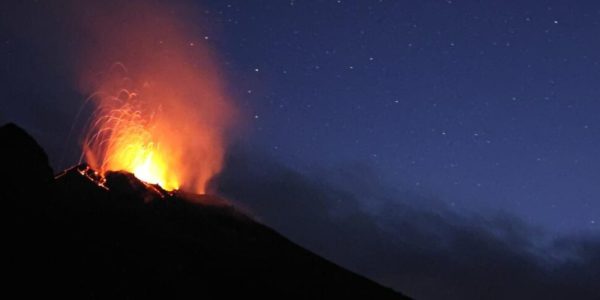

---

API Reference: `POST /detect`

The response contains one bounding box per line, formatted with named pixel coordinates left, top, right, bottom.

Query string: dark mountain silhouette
left=0, top=123, right=409, bottom=299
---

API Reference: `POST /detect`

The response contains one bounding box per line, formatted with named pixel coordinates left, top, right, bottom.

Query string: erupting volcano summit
left=1, top=122, right=408, bottom=299
left=74, top=1, right=236, bottom=194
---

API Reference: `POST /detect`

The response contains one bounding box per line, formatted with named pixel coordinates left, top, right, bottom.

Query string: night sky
left=1, top=1, right=599, bottom=298
left=208, top=0, right=600, bottom=234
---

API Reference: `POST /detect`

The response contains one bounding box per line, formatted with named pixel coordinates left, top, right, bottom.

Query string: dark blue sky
left=2, top=1, right=600, bottom=298
left=1, top=0, right=599, bottom=235
left=201, top=0, right=600, bottom=234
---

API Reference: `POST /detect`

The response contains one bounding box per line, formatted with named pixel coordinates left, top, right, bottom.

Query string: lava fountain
left=81, top=73, right=181, bottom=191
left=76, top=1, right=235, bottom=194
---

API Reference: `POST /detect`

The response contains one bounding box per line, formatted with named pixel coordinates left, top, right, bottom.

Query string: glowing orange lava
left=77, top=1, right=236, bottom=194
left=81, top=88, right=180, bottom=191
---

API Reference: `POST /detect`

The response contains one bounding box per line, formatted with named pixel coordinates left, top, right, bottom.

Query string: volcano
left=0, top=123, right=409, bottom=299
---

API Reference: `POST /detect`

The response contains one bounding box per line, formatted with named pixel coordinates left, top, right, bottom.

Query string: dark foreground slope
left=0, top=123, right=409, bottom=299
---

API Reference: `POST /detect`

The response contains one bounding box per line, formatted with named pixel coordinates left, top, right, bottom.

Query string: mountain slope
left=0, top=123, right=409, bottom=299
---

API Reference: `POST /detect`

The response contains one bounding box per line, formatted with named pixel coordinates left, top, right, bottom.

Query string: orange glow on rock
left=132, top=150, right=177, bottom=190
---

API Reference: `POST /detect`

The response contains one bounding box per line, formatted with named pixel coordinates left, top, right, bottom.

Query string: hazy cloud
left=213, top=148, right=600, bottom=300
